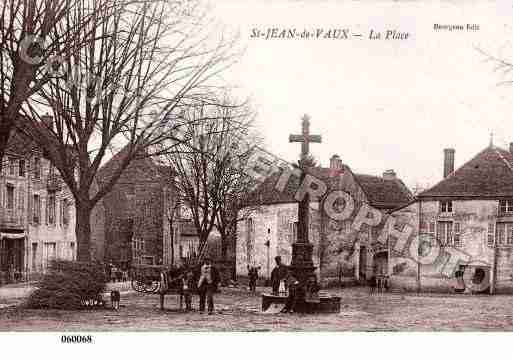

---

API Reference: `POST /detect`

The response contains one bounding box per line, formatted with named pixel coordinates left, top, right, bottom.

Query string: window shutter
left=44, top=198, right=48, bottom=225
left=428, top=221, right=436, bottom=235
left=28, top=194, right=32, bottom=224
left=487, top=222, right=495, bottom=247
left=508, top=223, right=513, bottom=245
left=11, top=186, right=15, bottom=210
left=454, top=222, right=461, bottom=246
left=18, top=187, right=24, bottom=214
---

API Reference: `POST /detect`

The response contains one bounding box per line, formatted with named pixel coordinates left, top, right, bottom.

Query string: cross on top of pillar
left=289, top=114, right=322, bottom=161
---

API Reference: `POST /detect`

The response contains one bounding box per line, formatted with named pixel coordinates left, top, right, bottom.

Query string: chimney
left=509, top=143, right=513, bottom=154
left=443, top=148, right=455, bottom=178
left=383, top=169, right=396, bottom=180
left=41, top=113, right=53, bottom=131
left=330, top=154, right=343, bottom=170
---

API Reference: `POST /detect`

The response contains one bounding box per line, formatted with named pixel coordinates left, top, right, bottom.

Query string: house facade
left=0, top=131, right=77, bottom=284
left=236, top=154, right=413, bottom=285
left=389, top=144, right=513, bottom=294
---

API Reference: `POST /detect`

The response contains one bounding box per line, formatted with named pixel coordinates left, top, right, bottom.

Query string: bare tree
left=165, top=98, right=257, bottom=259
left=0, top=0, right=100, bottom=169
left=215, top=132, right=261, bottom=261
left=19, top=0, right=238, bottom=261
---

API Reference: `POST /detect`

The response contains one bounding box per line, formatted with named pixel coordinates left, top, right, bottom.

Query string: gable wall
left=236, top=169, right=375, bottom=284
left=389, top=199, right=513, bottom=293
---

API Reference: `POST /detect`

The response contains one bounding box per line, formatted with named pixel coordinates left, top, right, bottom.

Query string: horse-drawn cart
left=130, top=264, right=191, bottom=310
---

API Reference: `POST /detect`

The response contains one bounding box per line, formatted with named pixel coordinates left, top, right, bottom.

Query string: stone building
left=95, top=148, right=222, bottom=269
left=389, top=143, right=513, bottom=294
left=0, top=130, right=78, bottom=283
left=236, top=154, right=413, bottom=284
left=96, top=148, right=176, bottom=267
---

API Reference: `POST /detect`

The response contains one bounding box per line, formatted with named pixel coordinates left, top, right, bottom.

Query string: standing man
left=197, top=258, right=220, bottom=314
left=270, top=256, right=288, bottom=295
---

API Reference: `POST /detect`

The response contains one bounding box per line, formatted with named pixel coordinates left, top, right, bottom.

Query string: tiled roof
left=247, top=165, right=412, bottom=210
left=4, top=129, right=39, bottom=157
left=96, top=145, right=173, bottom=185
left=419, top=145, right=513, bottom=198
left=355, top=173, right=413, bottom=209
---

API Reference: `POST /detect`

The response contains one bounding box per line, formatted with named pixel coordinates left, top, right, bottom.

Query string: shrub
left=25, top=259, right=107, bottom=310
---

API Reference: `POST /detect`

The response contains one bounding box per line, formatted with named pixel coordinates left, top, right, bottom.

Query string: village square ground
left=1, top=283, right=513, bottom=331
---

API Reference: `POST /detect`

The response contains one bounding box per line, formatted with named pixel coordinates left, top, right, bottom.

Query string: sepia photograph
left=1, top=0, right=513, bottom=355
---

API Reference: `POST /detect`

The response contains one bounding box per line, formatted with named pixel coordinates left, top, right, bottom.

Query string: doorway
left=373, top=251, right=388, bottom=276
left=359, top=246, right=367, bottom=281
left=0, top=237, right=25, bottom=282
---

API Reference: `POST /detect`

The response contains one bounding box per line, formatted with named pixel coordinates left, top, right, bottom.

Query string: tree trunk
left=0, top=114, right=13, bottom=173
left=221, top=236, right=228, bottom=260
left=169, top=220, right=174, bottom=266
left=75, top=203, right=92, bottom=262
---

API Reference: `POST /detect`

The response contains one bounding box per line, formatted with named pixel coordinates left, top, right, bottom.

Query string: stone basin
left=261, top=292, right=341, bottom=314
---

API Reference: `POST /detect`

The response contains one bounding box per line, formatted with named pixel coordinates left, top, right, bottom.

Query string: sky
left=206, top=0, right=513, bottom=190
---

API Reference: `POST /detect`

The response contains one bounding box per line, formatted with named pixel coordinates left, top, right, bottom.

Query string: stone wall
left=103, top=180, right=164, bottom=266
left=390, top=199, right=504, bottom=293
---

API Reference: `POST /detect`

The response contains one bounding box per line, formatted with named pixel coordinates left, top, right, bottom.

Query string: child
left=281, top=274, right=300, bottom=313
left=183, top=270, right=195, bottom=311
left=247, top=265, right=259, bottom=293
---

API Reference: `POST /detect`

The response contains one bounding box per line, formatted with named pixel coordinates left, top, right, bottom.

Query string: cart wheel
left=131, top=278, right=148, bottom=293
left=146, top=280, right=161, bottom=293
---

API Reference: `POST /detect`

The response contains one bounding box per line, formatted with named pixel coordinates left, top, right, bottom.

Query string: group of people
left=105, top=262, right=129, bottom=283
left=249, top=256, right=319, bottom=313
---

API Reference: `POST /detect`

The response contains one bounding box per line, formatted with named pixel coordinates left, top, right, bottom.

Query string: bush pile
left=25, top=260, right=107, bottom=310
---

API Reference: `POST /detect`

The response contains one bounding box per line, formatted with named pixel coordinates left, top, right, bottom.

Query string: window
left=420, top=220, right=428, bottom=232
left=47, top=192, right=56, bottom=224
left=440, top=201, right=453, bottom=213
left=131, top=235, right=145, bottom=259
left=33, top=194, right=41, bottom=223
left=70, top=242, right=75, bottom=260
left=6, top=185, right=14, bottom=209
left=496, top=223, right=513, bottom=246
left=18, top=159, right=25, bottom=177
left=289, top=221, right=299, bottom=242
left=18, top=188, right=24, bottom=212
left=499, top=200, right=513, bottom=214
left=487, top=222, right=495, bottom=247
left=34, top=157, right=41, bottom=179
left=436, top=221, right=453, bottom=246
left=8, top=157, right=15, bottom=176
left=31, top=243, right=38, bottom=272
left=61, top=199, right=69, bottom=225
left=43, top=242, right=56, bottom=269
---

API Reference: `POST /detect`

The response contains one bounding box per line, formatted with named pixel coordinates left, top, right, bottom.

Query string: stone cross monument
left=261, top=114, right=340, bottom=313
left=288, top=114, right=322, bottom=294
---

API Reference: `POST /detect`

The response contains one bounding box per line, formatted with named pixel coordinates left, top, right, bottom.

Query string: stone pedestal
left=262, top=292, right=341, bottom=313
left=290, top=242, right=316, bottom=285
